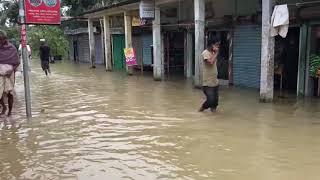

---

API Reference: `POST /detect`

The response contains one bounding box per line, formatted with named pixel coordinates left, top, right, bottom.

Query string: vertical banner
left=20, top=24, right=27, bottom=47
left=124, top=48, right=137, bottom=66
left=25, top=0, right=61, bottom=24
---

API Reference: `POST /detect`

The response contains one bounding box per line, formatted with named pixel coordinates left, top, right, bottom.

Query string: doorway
left=112, top=34, right=126, bottom=70
left=73, top=40, right=78, bottom=62
left=274, top=27, right=300, bottom=93
left=164, top=31, right=185, bottom=76
left=308, top=25, right=320, bottom=96
left=207, top=31, right=230, bottom=81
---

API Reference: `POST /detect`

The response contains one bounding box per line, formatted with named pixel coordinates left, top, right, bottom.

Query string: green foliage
left=28, top=26, right=69, bottom=57
left=309, top=54, right=320, bottom=77
left=2, top=26, right=19, bottom=40
left=0, top=26, right=19, bottom=48
left=63, top=0, right=99, bottom=16
left=0, top=0, right=19, bottom=26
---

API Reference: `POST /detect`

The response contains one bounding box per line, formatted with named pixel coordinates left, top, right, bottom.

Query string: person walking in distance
left=39, top=39, right=51, bottom=76
left=199, top=37, right=220, bottom=112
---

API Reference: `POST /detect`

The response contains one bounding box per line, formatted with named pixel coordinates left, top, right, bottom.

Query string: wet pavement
left=0, top=60, right=320, bottom=180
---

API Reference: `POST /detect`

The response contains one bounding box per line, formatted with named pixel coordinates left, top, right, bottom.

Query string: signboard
left=139, top=0, right=155, bottom=19
left=132, top=16, right=141, bottom=27
left=124, top=48, right=137, bottom=66
left=24, top=0, right=61, bottom=24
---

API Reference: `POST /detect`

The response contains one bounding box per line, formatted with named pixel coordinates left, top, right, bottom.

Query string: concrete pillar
left=228, top=31, right=234, bottom=85
left=153, top=7, right=163, bottom=81
left=260, top=0, right=275, bottom=102
left=185, top=31, right=193, bottom=78
left=103, top=15, right=112, bottom=71
left=124, top=11, right=133, bottom=75
left=184, top=33, right=188, bottom=77
left=88, top=19, right=96, bottom=68
left=100, top=19, right=105, bottom=65
left=194, top=0, right=205, bottom=87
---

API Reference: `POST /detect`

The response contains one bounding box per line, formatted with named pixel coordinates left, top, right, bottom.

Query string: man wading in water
left=199, top=37, right=220, bottom=112
left=0, top=30, right=20, bottom=117
left=39, top=39, right=51, bottom=76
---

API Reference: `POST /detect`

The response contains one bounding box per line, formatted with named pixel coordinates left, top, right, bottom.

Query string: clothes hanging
left=271, top=4, right=289, bottom=38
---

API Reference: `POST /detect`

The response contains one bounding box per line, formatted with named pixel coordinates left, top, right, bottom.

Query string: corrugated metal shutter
left=233, top=25, right=261, bottom=88
left=78, top=35, right=90, bottom=63
left=95, top=34, right=103, bottom=65
left=133, top=35, right=143, bottom=66
left=142, top=34, right=153, bottom=65
left=112, top=34, right=126, bottom=70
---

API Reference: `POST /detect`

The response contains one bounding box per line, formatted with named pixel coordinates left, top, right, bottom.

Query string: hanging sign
left=139, top=0, right=155, bottom=19
left=24, top=0, right=61, bottom=25
left=132, top=16, right=141, bottom=27
left=124, top=48, right=137, bottom=66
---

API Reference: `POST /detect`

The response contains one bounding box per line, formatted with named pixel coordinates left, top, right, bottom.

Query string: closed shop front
left=95, top=34, right=104, bottom=65
left=78, top=35, right=90, bottom=63
left=233, top=25, right=261, bottom=88
left=133, top=35, right=143, bottom=67
left=142, top=34, right=153, bottom=65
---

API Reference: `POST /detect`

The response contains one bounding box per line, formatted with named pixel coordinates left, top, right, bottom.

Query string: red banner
left=21, top=25, right=27, bottom=47
left=24, top=0, right=61, bottom=25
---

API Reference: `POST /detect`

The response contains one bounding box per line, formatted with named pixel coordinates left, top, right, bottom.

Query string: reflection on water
left=0, top=60, right=320, bottom=180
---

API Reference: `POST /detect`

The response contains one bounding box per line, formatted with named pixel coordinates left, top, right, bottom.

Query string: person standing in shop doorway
left=39, top=39, right=51, bottom=76
left=199, top=37, right=220, bottom=113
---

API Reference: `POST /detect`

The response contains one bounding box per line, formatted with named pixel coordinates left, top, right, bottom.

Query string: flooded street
left=0, top=60, right=320, bottom=180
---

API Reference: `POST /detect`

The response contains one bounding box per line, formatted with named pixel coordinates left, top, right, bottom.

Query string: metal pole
left=19, top=0, right=32, bottom=118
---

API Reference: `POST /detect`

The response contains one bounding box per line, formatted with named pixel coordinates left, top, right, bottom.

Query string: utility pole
left=19, top=0, right=32, bottom=118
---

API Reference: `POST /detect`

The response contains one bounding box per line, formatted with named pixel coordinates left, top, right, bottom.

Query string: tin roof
left=80, top=0, right=140, bottom=16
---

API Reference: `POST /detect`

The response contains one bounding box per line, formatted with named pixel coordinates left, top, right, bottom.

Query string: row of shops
left=64, top=0, right=320, bottom=99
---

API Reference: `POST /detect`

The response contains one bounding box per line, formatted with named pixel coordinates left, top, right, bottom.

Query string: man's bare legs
left=0, top=98, right=6, bottom=116
left=7, top=94, right=13, bottom=116
left=0, top=94, right=14, bottom=117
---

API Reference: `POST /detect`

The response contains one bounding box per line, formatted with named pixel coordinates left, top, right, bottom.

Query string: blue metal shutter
left=133, top=35, right=143, bottom=66
left=233, top=25, right=261, bottom=88
left=142, top=34, right=153, bottom=65
left=95, top=34, right=103, bottom=65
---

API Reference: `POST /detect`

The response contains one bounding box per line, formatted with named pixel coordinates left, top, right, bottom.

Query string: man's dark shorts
left=41, top=61, right=49, bottom=71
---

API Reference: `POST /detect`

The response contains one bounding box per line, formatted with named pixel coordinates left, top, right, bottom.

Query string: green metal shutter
left=112, top=34, right=126, bottom=70
left=233, top=25, right=261, bottom=88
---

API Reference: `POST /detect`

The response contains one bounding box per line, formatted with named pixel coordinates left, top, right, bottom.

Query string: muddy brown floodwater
left=0, top=60, right=319, bottom=180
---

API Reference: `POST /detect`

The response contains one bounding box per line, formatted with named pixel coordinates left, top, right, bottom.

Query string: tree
left=62, top=0, right=100, bottom=16
left=0, top=0, right=19, bottom=26
left=28, top=26, right=69, bottom=58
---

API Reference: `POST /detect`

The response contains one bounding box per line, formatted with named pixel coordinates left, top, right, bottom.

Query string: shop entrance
left=308, top=25, right=320, bottom=96
left=207, top=31, right=230, bottom=81
left=274, top=27, right=300, bottom=93
left=73, top=40, right=78, bottom=62
left=164, top=31, right=185, bottom=77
